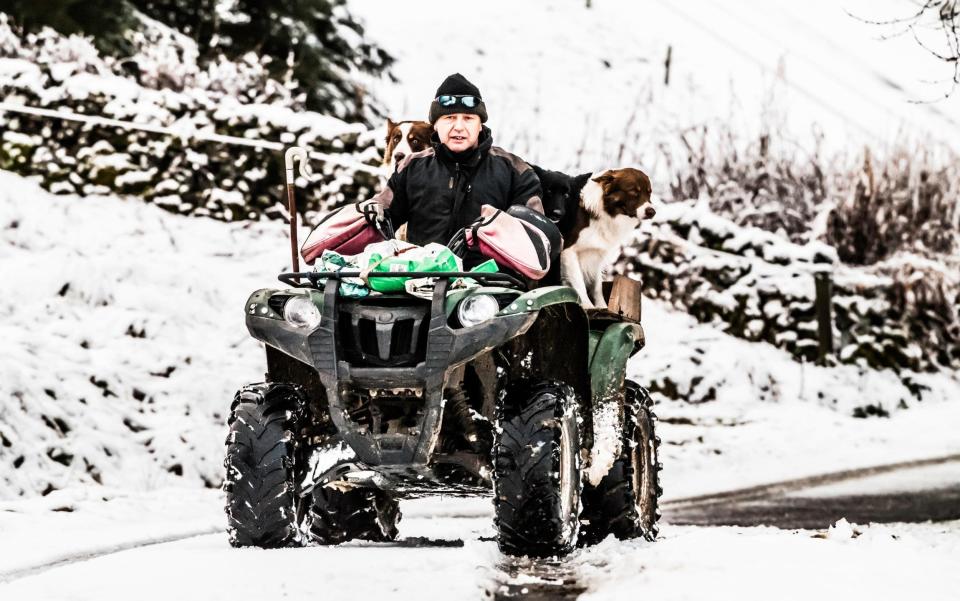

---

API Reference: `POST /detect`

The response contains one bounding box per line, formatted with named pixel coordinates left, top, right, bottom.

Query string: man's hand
left=357, top=198, right=385, bottom=222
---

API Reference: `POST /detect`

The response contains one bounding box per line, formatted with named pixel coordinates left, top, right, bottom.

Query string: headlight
left=283, top=296, right=321, bottom=329
left=457, top=294, right=500, bottom=327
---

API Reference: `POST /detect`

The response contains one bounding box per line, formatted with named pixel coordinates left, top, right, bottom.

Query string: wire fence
left=0, top=101, right=385, bottom=178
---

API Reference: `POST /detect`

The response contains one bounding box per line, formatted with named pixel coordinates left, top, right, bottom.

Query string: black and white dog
left=532, top=165, right=655, bottom=308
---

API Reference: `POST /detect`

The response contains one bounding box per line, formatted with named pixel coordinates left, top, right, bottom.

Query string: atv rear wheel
left=307, top=486, right=400, bottom=545
left=580, top=380, right=662, bottom=545
left=224, top=383, right=307, bottom=548
left=493, top=380, right=582, bottom=557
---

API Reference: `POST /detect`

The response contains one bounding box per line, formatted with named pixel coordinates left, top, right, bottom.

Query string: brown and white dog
left=533, top=165, right=655, bottom=308
left=383, top=119, right=433, bottom=173
left=382, top=119, right=432, bottom=241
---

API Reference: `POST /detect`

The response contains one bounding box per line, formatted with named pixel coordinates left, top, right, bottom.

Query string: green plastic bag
left=365, top=242, right=460, bottom=293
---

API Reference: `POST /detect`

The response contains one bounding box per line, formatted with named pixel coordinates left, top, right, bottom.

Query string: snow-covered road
left=2, top=458, right=959, bottom=601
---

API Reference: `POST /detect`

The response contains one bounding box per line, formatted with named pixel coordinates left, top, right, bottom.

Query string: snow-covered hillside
left=350, top=0, right=960, bottom=173
left=0, top=171, right=288, bottom=496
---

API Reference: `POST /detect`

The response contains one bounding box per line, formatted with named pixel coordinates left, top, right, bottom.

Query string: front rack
left=277, top=271, right=527, bottom=290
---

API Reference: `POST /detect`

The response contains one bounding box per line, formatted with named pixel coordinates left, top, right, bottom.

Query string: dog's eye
left=410, top=139, right=421, bottom=149
left=393, top=135, right=401, bottom=144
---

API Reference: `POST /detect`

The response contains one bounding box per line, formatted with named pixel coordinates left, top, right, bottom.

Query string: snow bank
left=575, top=521, right=960, bottom=601
left=0, top=170, right=293, bottom=497
left=630, top=299, right=960, bottom=498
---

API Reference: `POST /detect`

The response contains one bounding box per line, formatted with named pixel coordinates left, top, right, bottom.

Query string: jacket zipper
left=449, top=163, right=459, bottom=189
left=447, top=163, right=465, bottom=240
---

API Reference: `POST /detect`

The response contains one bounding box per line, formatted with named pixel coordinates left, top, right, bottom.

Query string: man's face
left=434, top=113, right=482, bottom=153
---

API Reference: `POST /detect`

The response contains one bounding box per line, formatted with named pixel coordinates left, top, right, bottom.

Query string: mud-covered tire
left=223, top=382, right=306, bottom=548
left=580, top=380, right=662, bottom=545
left=307, top=486, right=401, bottom=545
left=493, top=380, right=582, bottom=557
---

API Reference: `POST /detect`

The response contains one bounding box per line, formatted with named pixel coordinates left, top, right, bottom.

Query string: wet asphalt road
left=663, top=484, right=960, bottom=529
left=662, top=453, right=960, bottom=529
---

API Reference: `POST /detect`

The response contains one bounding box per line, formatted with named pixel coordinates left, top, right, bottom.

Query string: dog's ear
left=574, top=172, right=592, bottom=189
left=591, top=171, right=615, bottom=189
left=385, top=119, right=397, bottom=143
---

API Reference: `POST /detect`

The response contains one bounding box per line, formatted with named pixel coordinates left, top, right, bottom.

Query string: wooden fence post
left=814, top=270, right=834, bottom=365
left=664, top=45, right=673, bottom=86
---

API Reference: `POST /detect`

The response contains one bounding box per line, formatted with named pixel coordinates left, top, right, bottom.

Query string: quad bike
left=223, top=150, right=662, bottom=557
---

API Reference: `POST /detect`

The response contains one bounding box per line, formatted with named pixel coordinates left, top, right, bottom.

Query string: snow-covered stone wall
left=621, top=201, right=960, bottom=396
left=0, top=16, right=382, bottom=224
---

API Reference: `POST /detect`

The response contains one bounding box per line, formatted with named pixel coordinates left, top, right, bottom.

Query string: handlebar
left=277, top=270, right=527, bottom=290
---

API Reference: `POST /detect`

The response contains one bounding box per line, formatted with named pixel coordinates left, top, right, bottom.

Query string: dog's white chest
left=575, top=214, right=637, bottom=261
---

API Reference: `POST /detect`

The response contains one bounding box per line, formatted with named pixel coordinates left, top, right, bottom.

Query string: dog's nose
left=393, top=152, right=405, bottom=164
left=644, top=206, right=656, bottom=219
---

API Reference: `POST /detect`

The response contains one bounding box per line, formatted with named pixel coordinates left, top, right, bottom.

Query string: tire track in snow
left=0, top=527, right=222, bottom=584
left=487, top=557, right=586, bottom=601
left=662, top=452, right=960, bottom=508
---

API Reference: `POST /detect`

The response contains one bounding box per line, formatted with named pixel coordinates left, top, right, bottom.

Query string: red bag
left=300, top=202, right=385, bottom=265
left=464, top=205, right=552, bottom=279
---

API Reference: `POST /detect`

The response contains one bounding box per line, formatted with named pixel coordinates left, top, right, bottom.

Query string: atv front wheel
left=224, top=383, right=307, bottom=548
left=307, top=486, right=400, bottom=545
left=493, top=380, right=582, bottom=557
left=580, top=380, right=662, bottom=545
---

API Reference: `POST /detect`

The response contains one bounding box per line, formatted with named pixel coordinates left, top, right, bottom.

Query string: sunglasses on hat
left=436, top=95, right=481, bottom=108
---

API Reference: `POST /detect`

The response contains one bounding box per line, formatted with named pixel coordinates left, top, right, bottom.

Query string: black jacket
left=375, top=127, right=543, bottom=248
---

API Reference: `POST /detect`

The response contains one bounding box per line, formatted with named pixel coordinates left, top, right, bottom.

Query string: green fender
left=588, top=322, right=643, bottom=407
left=496, top=286, right=580, bottom=315
left=445, top=285, right=580, bottom=318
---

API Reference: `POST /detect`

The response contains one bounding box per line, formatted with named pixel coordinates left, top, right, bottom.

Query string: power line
left=652, top=0, right=892, bottom=144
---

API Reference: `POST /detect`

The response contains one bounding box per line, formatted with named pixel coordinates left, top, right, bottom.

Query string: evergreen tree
left=5, top=0, right=137, bottom=55
left=5, top=0, right=393, bottom=124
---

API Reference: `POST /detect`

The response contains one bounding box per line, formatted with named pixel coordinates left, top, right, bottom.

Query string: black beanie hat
left=428, top=73, right=488, bottom=124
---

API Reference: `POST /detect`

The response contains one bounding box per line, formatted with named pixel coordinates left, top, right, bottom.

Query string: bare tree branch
left=853, top=1, right=960, bottom=93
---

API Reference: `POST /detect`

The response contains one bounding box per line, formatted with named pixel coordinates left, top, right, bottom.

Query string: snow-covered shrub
left=0, top=15, right=383, bottom=223
left=667, top=129, right=827, bottom=244
left=665, top=127, right=959, bottom=263
left=825, top=147, right=960, bottom=265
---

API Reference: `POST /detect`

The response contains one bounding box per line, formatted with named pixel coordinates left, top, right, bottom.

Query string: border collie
left=383, top=119, right=433, bottom=173
left=533, top=165, right=655, bottom=308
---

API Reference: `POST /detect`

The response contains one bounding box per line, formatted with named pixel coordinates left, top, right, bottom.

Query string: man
left=366, top=73, right=543, bottom=263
